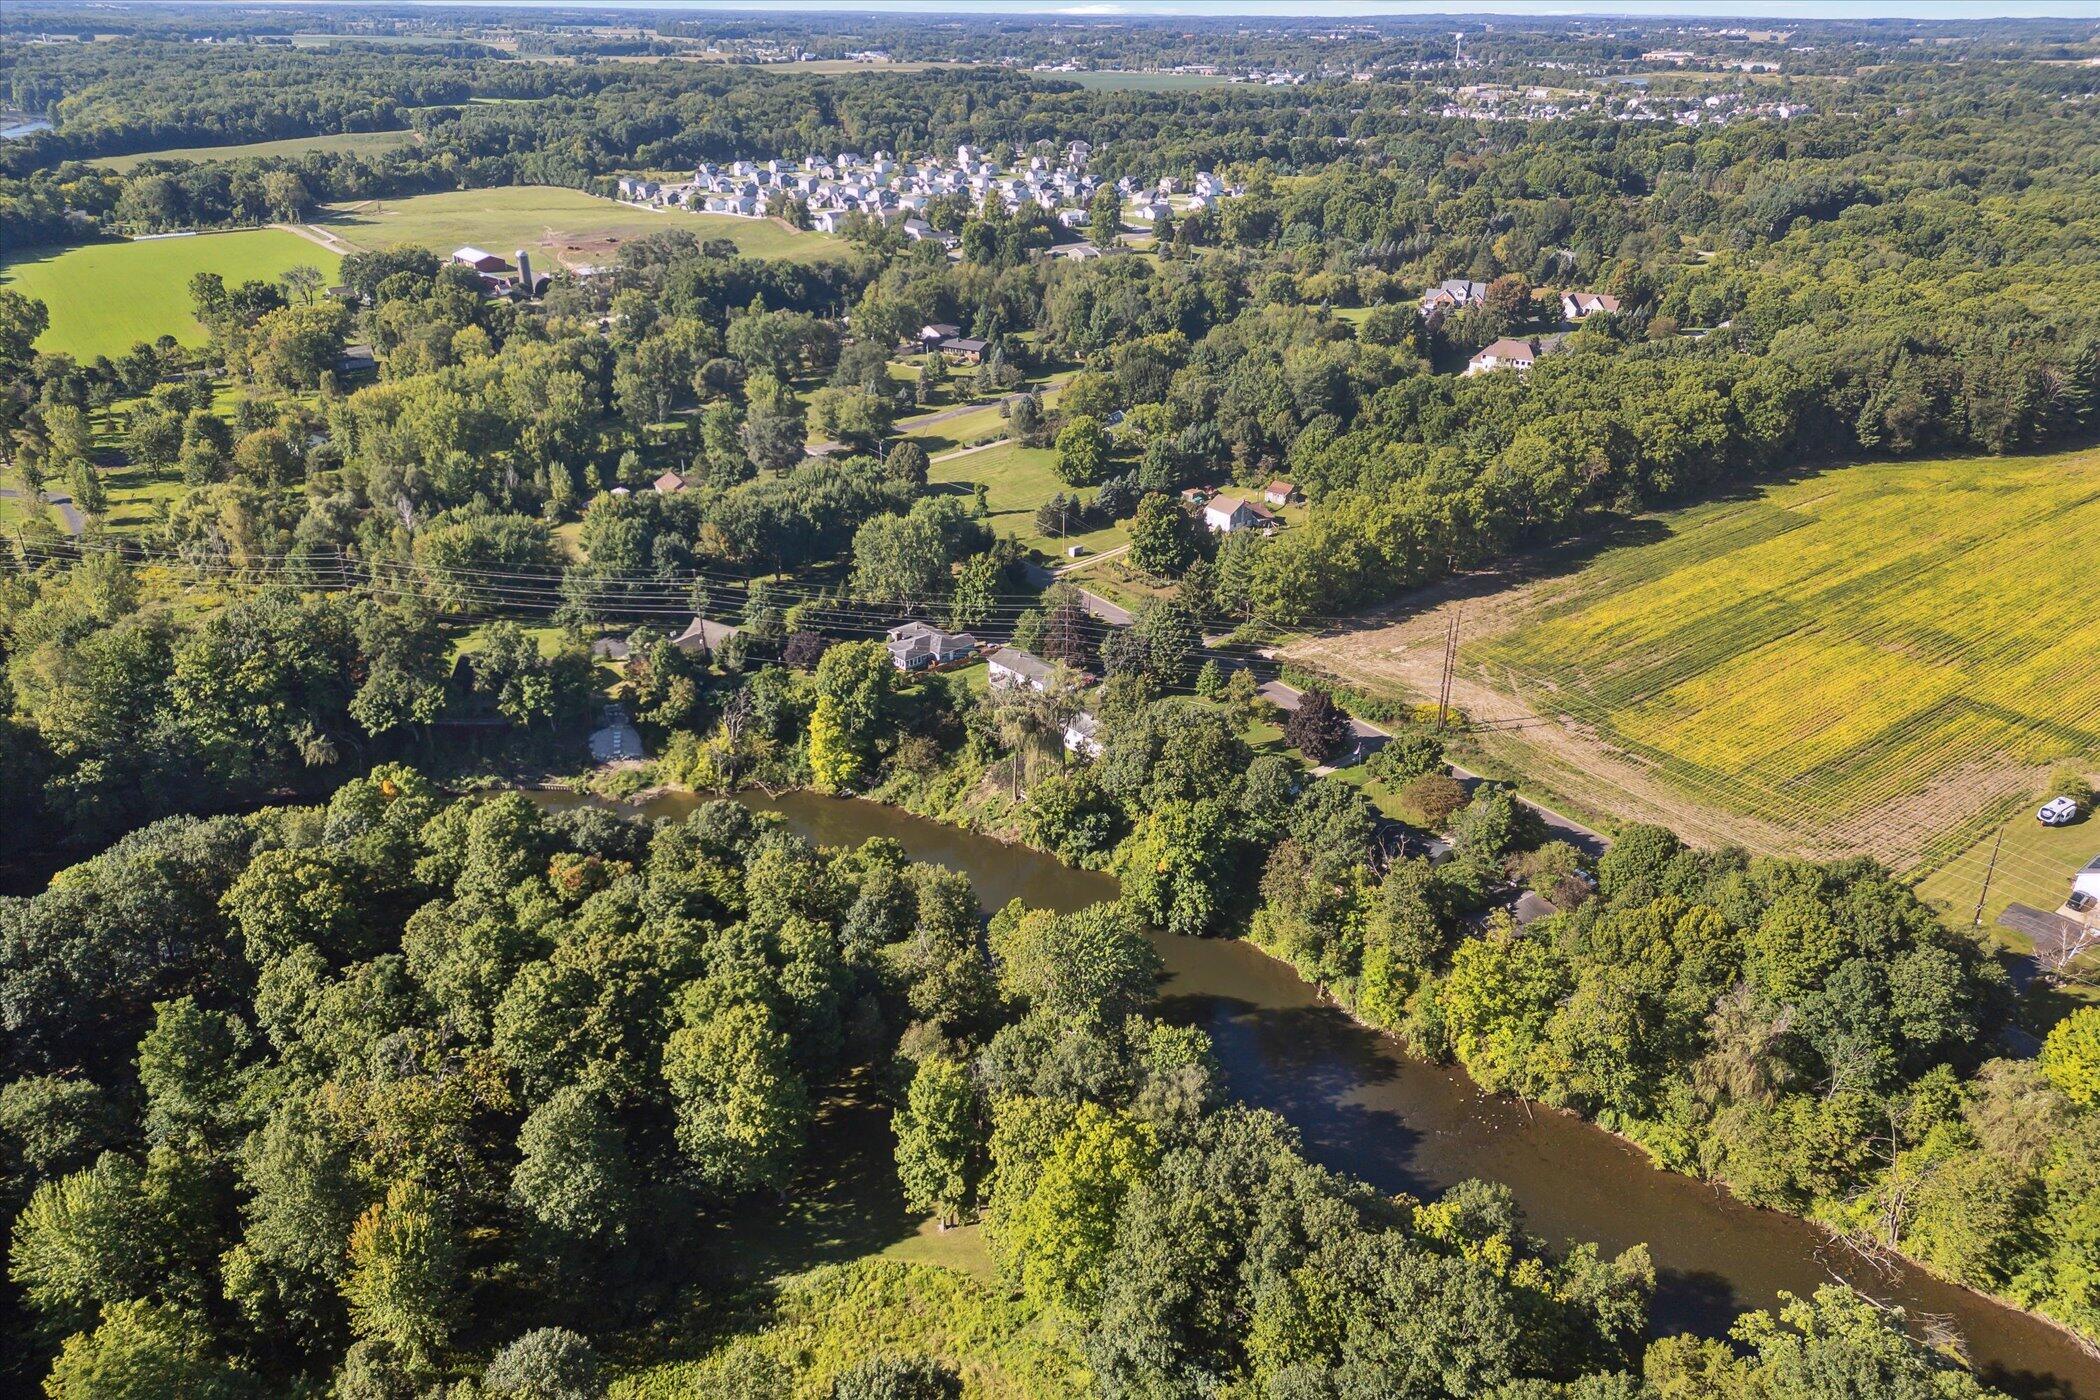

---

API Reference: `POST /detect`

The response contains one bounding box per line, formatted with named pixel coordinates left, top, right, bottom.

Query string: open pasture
left=1293, top=449, right=2100, bottom=870
left=315, top=186, right=844, bottom=266
left=91, top=128, right=414, bottom=172
left=0, top=230, right=339, bottom=361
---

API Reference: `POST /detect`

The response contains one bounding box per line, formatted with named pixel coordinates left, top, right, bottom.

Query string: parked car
left=2071, top=891, right=2096, bottom=914
left=2039, top=796, right=2082, bottom=826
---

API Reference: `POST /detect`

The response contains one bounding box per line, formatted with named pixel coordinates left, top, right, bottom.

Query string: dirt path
left=277, top=222, right=357, bottom=256
left=1282, top=575, right=1819, bottom=860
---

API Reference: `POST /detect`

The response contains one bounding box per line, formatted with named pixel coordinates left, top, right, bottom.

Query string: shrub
left=1403, top=773, right=1468, bottom=830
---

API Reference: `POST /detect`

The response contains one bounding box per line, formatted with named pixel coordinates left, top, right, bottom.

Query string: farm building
left=451, top=246, right=512, bottom=274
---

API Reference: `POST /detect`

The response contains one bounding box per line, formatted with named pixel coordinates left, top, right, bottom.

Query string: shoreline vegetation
left=564, top=767, right=2100, bottom=1370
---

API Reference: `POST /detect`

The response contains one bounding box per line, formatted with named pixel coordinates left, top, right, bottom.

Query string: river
left=536, top=786, right=2100, bottom=1399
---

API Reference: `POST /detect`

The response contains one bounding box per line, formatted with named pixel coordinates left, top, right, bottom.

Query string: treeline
left=0, top=755, right=2015, bottom=1397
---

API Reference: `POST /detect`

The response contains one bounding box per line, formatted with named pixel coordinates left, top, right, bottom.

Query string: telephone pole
left=1435, top=608, right=1461, bottom=731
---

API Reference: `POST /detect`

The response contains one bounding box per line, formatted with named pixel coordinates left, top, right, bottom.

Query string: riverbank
left=537, top=776, right=2100, bottom=1398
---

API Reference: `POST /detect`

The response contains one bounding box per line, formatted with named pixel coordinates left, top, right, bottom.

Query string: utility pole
left=1970, top=825, right=2005, bottom=928
left=1435, top=608, right=1461, bottom=731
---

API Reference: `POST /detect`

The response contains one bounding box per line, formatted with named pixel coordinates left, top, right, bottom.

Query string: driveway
left=0, top=486, right=84, bottom=536
left=1022, top=561, right=1133, bottom=626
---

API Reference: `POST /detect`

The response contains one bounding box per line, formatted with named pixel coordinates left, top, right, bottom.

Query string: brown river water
left=533, top=786, right=2100, bottom=1399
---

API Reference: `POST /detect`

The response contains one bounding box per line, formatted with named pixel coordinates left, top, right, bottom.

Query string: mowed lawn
left=928, top=441, right=1125, bottom=560
left=0, top=230, right=340, bottom=361
left=1915, top=811, right=2100, bottom=947
left=1467, top=448, right=2100, bottom=866
left=315, top=186, right=844, bottom=265
left=92, top=128, right=415, bottom=173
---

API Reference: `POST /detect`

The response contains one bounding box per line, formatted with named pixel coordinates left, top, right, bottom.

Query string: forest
left=4, top=5, right=2100, bottom=1397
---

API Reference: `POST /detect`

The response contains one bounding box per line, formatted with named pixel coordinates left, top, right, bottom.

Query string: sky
left=369, top=0, right=2100, bottom=16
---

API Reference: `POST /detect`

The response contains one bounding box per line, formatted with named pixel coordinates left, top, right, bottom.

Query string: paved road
left=0, top=487, right=84, bottom=536
left=1022, top=561, right=1133, bottom=625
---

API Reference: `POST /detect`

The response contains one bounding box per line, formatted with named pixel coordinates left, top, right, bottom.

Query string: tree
left=807, top=641, right=896, bottom=792
left=10, top=1153, right=164, bottom=1336
left=1285, top=688, right=1351, bottom=764
left=43, top=1300, right=248, bottom=1400
left=996, top=1103, right=1156, bottom=1317
left=512, top=1087, right=635, bottom=1249
left=811, top=385, right=896, bottom=450
left=1055, top=415, right=1111, bottom=486
left=992, top=901, right=1162, bottom=1022
left=280, top=263, right=324, bottom=306
left=884, top=439, right=930, bottom=488
left=342, top=1179, right=459, bottom=1369
left=2042, top=1007, right=2100, bottom=1107
left=1114, top=799, right=1238, bottom=937
left=830, top=1356, right=963, bottom=1400
left=1089, top=187, right=1125, bottom=242
left=483, top=1328, right=602, bottom=1400
left=893, top=1056, right=982, bottom=1226
left=1127, top=493, right=1198, bottom=577
left=663, top=985, right=809, bottom=1193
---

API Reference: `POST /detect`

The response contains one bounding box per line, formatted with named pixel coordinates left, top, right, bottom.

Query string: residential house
left=939, top=337, right=989, bottom=365
left=1466, top=335, right=1564, bottom=376
left=653, top=471, right=688, bottom=494
left=884, top=621, right=980, bottom=671
left=1263, top=479, right=1300, bottom=506
left=919, top=323, right=962, bottom=348
left=1418, top=278, right=1489, bottom=316
left=1063, top=711, right=1103, bottom=759
left=1562, top=291, right=1622, bottom=320
left=2077, top=854, right=2100, bottom=906
left=986, top=645, right=1069, bottom=692
left=1202, top=495, right=1277, bottom=533
left=1140, top=200, right=1174, bottom=224
left=672, top=617, right=740, bottom=654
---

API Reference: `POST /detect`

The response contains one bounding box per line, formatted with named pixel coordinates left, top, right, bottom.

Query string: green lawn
left=315, top=186, right=844, bottom=266
left=1915, top=811, right=2100, bottom=947
left=91, top=128, right=415, bottom=173
left=928, top=441, right=1125, bottom=561
left=0, top=230, right=340, bottom=361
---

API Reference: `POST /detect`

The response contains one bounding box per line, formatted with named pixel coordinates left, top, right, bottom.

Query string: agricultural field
left=313, top=186, right=845, bottom=266
left=1032, top=69, right=1232, bottom=91
left=1287, top=448, right=2100, bottom=870
left=90, top=128, right=415, bottom=172
left=0, top=230, right=340, bottom=361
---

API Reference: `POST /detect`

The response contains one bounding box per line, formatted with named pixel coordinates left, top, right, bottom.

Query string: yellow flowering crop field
left=1460, top=447, right=2100, bottom=868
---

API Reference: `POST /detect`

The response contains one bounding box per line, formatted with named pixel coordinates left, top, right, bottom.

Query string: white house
left=1466, top=335, right=1563, bottom=376
left=986, top=645, right=1064, bottom=691
left=2077, top=854, right=2100, bottom=905
left=1063, top=712, right=1103, bottom=759
left=1202, top=495, right=1276, bottom=534
left=1562, top=291, right=1622, bottom=320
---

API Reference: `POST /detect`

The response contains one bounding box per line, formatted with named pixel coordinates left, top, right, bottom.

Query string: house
left=1418, top=278, right=1489, bottom=315
left=1056, top=242, right=1104, bottom=261
left=938, top=337, right=989, bottom=365
left=1140, top=200, right=1174, bottom=224
left=1466, top=335, right=1563, bottom=376
left=884, top=621, right=979, bottom=671
left=2077, top=854, right=2100, bottom=906
left=919, top=323, right=962, bottom=348
left=451, top=246, right=511, bottom=274
left=335, top=343, right=378, bottom=376
left=1202, top=495, right=1277, bottom=534
left=1063, top=712, right=1103, bottom=759
left=1562, top=291, right=1622, bottom=320
left=986, top=645, right=1066, bottom=692
left=590, top=637, right=631, bottom=663
left=672, top=617, right=740, bottom=654
left=1263, top=479, right=1300, bottom=506
left=653, top=471, right=687, bottom=494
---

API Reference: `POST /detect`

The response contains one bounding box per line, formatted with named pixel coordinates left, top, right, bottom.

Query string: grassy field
left=1032, top=69, right=1232, bottom=91
left=928, top=441, right=1125, bottom=561
left=1289, top=448, right=2100, bottom=870
left=91, top=128, right=414, bottom=172
left=314, top=186, right=844, bottom=266
left=1916, top=811, right=2098, bottom=933
left=0, top=230, right=340, bottom=361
